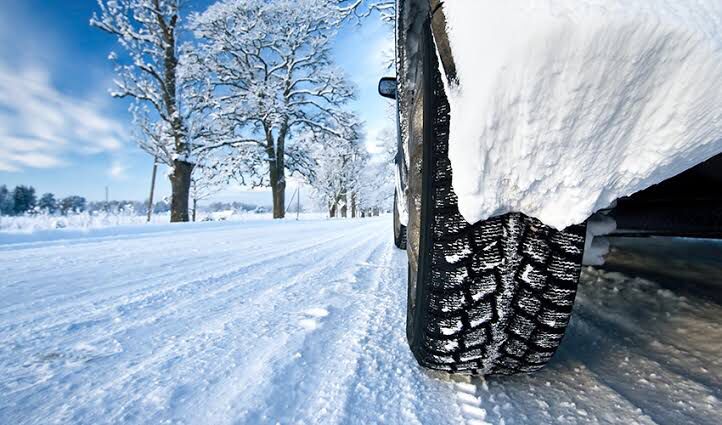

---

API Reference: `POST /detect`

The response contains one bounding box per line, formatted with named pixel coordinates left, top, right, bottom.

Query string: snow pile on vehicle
left=442, top=0, right=722, bottom=230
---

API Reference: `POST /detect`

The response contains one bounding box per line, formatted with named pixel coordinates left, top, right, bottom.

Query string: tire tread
left=411, top=55, right=586, bottom=375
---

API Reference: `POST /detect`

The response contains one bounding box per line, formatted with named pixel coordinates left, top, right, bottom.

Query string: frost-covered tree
left=356, top=157, right=394, bottom=214
left=189, top=161, right=225, bottom=222
left=308, top=135, right=394, bottom=219
left=60, top=196, right=88, bottom=215
left=187, top=0, right=360, bottom=219
left=38, top=193, right=58, bottom=214
left=91, top=0, right=203, bottom=222
left=153, top=199, right=171, bottom=213
left=306, top=131, right=370, bottom=218
left=12, top=186, right=36, bottom=215
left=355, top=126, right=395, bottom=215
left=0, top=185, right=13, bottom=216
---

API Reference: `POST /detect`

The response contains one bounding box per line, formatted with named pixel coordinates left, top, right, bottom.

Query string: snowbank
left=442, top=0, right=722, bottom=229
left=0, top=212, right=329, bottom=246
left=0, top=212, right=170, bottom=234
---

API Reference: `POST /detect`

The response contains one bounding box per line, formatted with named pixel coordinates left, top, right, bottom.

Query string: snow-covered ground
left=0, top=212, right=173, bottom=234
left=1, top=218, right=720, bottom=424
left=0, top=211, right=327, bottom=239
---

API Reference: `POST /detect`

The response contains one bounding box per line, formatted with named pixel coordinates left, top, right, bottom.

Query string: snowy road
left=1, top=218, right=720, bottom=424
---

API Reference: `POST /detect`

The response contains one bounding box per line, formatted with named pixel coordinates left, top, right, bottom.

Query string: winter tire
left=404, top=20, right=587, bottom=375
left=394, top=189, right=408, bottom=250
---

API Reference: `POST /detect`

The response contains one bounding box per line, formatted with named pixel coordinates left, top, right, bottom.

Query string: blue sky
left=0, top=1, right=393, bottom=205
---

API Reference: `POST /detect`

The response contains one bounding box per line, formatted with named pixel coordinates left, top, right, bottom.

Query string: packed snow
left=1, top=218, right=720, bottom=424
left=442, top=0, right=722, bottom=230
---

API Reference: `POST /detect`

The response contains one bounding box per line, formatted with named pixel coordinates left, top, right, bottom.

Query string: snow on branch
left=336, top=0, right=396, bottom=24
left=187, top=0, right=362, bottom=217
left=91, top=0, right=211, bottom=167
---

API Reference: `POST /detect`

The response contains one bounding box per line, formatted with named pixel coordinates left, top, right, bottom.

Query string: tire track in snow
left=1, top=221, right=386, bottom=423
left=0, top=227, right=362, bottom=389
left=463, top=363, right=658, bottom=425
left=572, top=307, right=721, bottom=396
left=0, top=221, right=296, bottom=306
left=78, top=222, right=389, bottom=424
left=0, top=222, right=355, bottom=332
left=250, top=241, right=401, bottom=425
left=453, top=380, right=496, bottom=425
left=1, top=221, right=375, bottom=341
left=575, top=269, right=722, bottom=396
left=335, top=247, right=465, bottom=425
left=178, top=229, right=393, bottom=424
left=559, top=314, right=721, bottom=425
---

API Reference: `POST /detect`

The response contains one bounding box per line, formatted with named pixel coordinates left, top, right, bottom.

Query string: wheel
left=404, top=20, right=587, bottom=375
left=394, top=189, right=407, bottom=249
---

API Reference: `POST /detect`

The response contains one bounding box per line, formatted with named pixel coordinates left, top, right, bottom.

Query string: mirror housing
left=378, top=77, right=397, bottom=100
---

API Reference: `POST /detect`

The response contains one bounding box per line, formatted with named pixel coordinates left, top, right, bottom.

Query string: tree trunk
left=271, top=176, right=286, bottom=219
left=340, top=194, right=348, bottom=218
left=192, top=198, right=197, bottom=222
left=329, top=202, right=337, bottom=218
left=169, top=159, right=192, bottom=222
left=268, top=153, right=285, bottom=219
left=266, top=120, right=288, bottom=220
left=158, top=6, right=191, bottom=223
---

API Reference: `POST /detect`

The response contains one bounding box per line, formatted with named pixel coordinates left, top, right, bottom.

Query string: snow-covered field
left=0, top=211, right=327, bottom=241
left=1, top=218, right=720, bottom=424
left=0, top=213, right=172, bottom=234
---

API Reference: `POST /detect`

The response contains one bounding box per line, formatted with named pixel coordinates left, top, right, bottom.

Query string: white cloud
left=108, top=160, right=127, bottom=180
left=0, top=62, right=127, bottom=172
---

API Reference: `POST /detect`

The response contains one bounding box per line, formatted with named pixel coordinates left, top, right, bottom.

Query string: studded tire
left=405, top=20, right=587, bottom=376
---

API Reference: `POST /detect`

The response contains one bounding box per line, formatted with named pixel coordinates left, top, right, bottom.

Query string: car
left=379, top=0, right=722, bottom=375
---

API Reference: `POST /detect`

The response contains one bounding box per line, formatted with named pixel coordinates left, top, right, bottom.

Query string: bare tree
left=306, top=131, right=370, bottom=218
left=187, top=0, right=361, bottom=219
left=356, top=157, right=394, bottom=214
left=91, top=0, right=201, bottom=222
left=355, top=125, right=396, bottom=215
left=189, top=164, right=224, bottom=222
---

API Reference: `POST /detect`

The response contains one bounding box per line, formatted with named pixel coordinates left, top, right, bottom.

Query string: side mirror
left=378, top=77, right=397, bottom=100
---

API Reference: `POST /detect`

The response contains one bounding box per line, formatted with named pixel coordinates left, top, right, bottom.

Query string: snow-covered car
left=379, top=0, right=722, bottom=375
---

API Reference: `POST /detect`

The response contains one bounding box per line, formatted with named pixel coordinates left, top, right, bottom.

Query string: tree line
left=0, top=185, right=86, bottom=216
left=91, top=0, right=395, bottom=222
left=0, top=184, right=176, bottom=217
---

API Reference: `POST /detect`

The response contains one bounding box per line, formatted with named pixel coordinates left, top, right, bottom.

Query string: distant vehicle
left=379, top=0, right=722, bottom=375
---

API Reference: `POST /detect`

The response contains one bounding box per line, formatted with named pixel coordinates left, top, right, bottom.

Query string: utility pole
left=147, top=155, right=158, bottom=223
left=285, top=186, right=298, bottom=219
left=351, top=192, right=357, bottom=218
